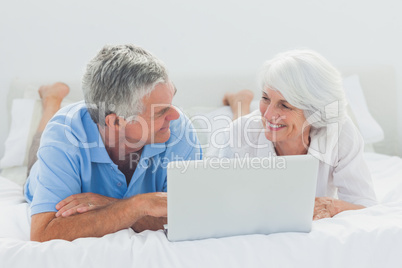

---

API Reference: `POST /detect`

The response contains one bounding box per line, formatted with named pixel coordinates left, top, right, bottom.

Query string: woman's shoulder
left=231, top=109, right=262, bottom=129
left=229, top=109, right=273, bottom=157
left=308, top=115, right=364, bottom=166
left=229, top=109, right=264, bottom=144
left=310, top=115, right=362, bottom=144
left=339, top=116, right=364, bottom=145
left=207, top=109, right=269, bottom=158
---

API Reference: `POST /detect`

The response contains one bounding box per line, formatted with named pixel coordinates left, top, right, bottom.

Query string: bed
left=1, top=66, right=401, bottom=267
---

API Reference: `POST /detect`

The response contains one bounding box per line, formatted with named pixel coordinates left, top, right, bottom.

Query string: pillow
left=0, top=99, right=36, bottom=169
left=1, top=98, right=73, bottom=170
left=342, top=75, right=384, bottom=144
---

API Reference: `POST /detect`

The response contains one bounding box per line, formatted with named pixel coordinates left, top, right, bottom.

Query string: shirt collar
left=141, top=142, right=167, bottom=160
left=84, top=112, right=112, bottom=164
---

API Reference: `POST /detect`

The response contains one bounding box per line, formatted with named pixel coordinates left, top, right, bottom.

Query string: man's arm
left=31, top=192, right=167, bottom=242
left=54, top=192, right=167, bottom=233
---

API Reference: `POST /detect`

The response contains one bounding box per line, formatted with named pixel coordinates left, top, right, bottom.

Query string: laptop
left=165, top=155, right=319, bottom=242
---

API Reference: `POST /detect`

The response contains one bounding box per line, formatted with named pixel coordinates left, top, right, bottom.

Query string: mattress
left=1, top=152, right=402, bottom=267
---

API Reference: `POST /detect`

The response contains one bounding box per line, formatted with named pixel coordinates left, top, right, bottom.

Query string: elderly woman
left=214, top=49, right=377, bottom=220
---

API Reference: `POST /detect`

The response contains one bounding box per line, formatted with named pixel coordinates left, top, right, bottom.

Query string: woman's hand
left=313, top=197, right=365, bottom=220
left=313, top=197, right=338, bottom=220
left=55, top=193, right=117, bottom=217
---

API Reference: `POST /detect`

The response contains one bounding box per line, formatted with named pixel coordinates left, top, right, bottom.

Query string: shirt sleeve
left=28, top=144, right=82, bottom=215
left=332, top=120, right=377, bottom=207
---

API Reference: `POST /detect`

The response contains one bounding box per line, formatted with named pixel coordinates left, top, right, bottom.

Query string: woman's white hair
left=82, top=44, right=168, bottom=125
left=260, top=49, right=347, bottom=129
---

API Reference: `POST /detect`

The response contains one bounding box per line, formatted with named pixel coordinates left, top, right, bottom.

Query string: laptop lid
left=166, top=155, right=319, bottom=242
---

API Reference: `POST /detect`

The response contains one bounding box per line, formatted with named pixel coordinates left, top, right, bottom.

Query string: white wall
left=1, top=0, right=401, bottom=157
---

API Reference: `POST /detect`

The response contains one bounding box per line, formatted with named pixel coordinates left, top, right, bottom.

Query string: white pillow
left=0, top=99, right=36, bottom=168
left=343, top=75, right=384, bottom=144
left=1, top=98, right=73, bottom=170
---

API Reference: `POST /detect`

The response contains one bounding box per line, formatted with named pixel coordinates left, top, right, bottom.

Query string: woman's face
left=259, top=88, right=308, bottom=143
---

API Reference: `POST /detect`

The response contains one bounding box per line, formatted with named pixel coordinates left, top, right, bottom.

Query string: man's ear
left=105, top=114, right=123, bottom=128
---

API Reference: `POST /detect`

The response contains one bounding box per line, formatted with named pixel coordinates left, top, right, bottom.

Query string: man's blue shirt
left=25, top=101, right=202, bottom=216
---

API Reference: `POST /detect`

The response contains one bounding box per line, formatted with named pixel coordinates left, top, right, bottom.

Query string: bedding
left=0, top=71, right=399, bottom=267
left=1, top=152, right=402, bottom=267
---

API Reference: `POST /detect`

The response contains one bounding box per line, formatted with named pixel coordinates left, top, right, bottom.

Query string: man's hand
left=55, top=193, right=117, bottom=217
left=137, top=192, right=168, bottom=218
left=130, top=192, right=168, bottom=232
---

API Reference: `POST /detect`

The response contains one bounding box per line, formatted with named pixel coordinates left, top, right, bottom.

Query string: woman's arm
left=332, top=118, right=377, bottom=208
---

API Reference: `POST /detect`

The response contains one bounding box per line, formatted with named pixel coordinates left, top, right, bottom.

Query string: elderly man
left=24, top=44, right=201, bottom=242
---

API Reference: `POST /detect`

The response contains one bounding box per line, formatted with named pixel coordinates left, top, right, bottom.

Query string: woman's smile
left=266, top=121, right=286, bottom=131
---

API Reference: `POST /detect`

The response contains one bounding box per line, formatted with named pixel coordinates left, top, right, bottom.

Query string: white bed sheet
left=1, top=153, right=402, bottom=268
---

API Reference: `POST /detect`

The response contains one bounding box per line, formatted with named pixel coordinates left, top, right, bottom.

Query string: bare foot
left=35, top=82, right=70, bottom=132
left=222, top=89, right=254, bottom=120
left=38, top=82, right=70, bottom=109
left=222, top=89, right=254, bottom=108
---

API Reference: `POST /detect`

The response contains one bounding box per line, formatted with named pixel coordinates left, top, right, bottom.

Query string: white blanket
left=1, top=153, right=402, bottom=268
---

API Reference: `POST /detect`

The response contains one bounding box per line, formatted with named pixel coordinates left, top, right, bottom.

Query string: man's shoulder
left=51, top=100, right=88, bottom=124
left=40, top=101, right=96, bottom=149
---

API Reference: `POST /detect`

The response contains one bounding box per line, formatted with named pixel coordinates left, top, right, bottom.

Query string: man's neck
left=97, top=124, right=143, bottom=164
left=98, top=124, right=144, bottom=186
left=107, top=146, right=143, bottom=165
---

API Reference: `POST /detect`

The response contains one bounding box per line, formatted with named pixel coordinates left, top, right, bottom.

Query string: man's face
left=121, top=81, right=179, bottom=149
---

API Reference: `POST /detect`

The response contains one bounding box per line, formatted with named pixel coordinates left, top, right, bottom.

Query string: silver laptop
left=166, top=155, right=319, bottom=242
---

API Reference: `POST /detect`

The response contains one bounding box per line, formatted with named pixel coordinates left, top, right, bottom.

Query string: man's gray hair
left=82, top=44, right=169, bottom=125
left=260, top=49, right=347, bottom=129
